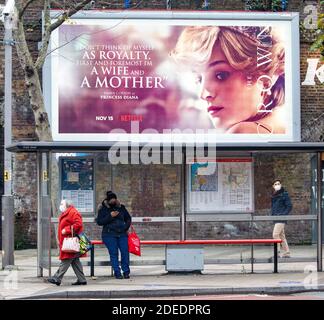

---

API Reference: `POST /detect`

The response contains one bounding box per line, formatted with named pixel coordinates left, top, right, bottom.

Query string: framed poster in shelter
left=46, top=11, right=300, bottom=143
left=60, top=158, right=95, bottom=213
left=188, top=158, right=253, bottom=213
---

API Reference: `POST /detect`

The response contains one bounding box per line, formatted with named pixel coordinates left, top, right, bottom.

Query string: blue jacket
left=271, top=188, right=292, bottom=224
left=96, top=200, right=132, bottom=237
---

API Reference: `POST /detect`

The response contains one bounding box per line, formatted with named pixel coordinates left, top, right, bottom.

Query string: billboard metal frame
left=43, top=10, right=300, bottom=143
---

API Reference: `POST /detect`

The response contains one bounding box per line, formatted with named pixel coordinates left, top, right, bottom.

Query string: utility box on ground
left=166, top=245, right=204, bottom=272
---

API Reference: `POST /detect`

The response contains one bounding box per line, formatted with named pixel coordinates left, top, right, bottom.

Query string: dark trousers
left=53, top=257, right=86, bottom=283
left=102, top=234, right=130, bottom=277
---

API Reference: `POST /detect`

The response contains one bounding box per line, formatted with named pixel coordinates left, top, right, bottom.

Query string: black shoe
left=72, top=281, right=87, bottom=286
left=123, top=274, right=130, bottom=279
left=47, top=278, right=61, bottom=286
left=115, top=275, right=123, bottom=279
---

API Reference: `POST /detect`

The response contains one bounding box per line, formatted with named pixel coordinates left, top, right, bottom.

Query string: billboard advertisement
left=48, top=11, right=300, bottom=143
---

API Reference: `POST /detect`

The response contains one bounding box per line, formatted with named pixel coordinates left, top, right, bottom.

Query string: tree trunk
left=14, top=19, right=53, bottom=142
left=14, top=18, right=60, bottom=248
left=13, top=0, right=95, bottom=253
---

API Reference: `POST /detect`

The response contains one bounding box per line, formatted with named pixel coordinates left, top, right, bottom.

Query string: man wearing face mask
left=47, top=199, right=87, bottom=286
left=271, top=179, right=292, bottom=258
left=96, top=191, right=132, bottom=279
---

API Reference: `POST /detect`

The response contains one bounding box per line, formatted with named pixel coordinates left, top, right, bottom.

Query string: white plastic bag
left=62, top=226, right=80, bottom=253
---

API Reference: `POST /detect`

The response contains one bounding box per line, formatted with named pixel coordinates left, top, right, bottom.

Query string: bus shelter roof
left=6, top=141, right=324, bottom=153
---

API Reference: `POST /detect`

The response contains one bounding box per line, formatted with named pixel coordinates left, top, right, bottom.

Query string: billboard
left=47, top=11, right=300, bottom=143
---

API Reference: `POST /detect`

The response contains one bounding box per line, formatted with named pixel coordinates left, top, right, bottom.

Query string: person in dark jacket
left=96, top=191, right=132, bottom=279
left=271, top=179, right=292, bottom=258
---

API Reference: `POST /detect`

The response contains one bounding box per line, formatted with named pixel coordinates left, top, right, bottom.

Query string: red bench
left=90, top=239, right=282, bottom=276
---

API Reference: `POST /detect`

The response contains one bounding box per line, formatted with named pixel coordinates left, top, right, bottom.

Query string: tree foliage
left=243, top=0, right=288, bottom=11
left=310, top=1, right=324, bottom=60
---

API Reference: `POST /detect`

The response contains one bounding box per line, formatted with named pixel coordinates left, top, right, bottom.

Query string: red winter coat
left=58, top=206, right=85, bottom=260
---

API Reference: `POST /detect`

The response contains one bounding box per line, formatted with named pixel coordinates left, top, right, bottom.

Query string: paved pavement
left=0, top=245, right=323, bottom=300
left=123, top=292, right=324, bottom=300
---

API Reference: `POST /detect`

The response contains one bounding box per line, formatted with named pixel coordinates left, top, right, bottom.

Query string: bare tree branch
left=49, top=0, right=94, bottom=32
left=50, top=0, right=66, bottom=9
left=33, top=0, right=49, bottom=71
left=35, top=0, right=93, bottom=70
left=39, top=0, right=144, bottom=65
left=18, top=0, right=38, bottom=19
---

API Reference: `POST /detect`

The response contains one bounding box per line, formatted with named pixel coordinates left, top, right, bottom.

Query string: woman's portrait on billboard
left=172, top=26, right=286, bottom=134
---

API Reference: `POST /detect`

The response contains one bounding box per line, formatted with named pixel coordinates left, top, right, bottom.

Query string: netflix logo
left=120, top=114, right=143, bottom=122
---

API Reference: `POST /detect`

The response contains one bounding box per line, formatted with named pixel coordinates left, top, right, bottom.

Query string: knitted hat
left=106, top=191, right=117, bottom=201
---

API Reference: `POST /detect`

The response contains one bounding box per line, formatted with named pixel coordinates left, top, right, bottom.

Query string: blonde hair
left=172, top=26, right=285, bottom=113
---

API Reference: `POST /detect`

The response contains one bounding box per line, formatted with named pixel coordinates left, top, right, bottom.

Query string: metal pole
left=317, top=152, right=323, bottom=272
left=90, top=244, right=94, bottom=277
left=1, top=9, right=14, bottom=269
left=250, top=215, right=254, bottom=273
left=42, top=153, right=48, bottom=196
left=42, top=152, right=51, bottom=277
left=180, top=150, right=186, bottom=240
left=251, top=243, right=254, bottom=274
left=273, top=243, right=278, bottom=273
left=37, top=152, right=43, bottom=277
left=48, top=152, right=52, bottom=277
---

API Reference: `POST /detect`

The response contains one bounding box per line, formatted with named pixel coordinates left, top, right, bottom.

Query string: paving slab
left=0, top=245, right=322, bottom=300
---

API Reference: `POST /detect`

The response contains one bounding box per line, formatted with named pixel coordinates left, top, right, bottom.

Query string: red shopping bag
left=128, top=226, right=141, bottom=256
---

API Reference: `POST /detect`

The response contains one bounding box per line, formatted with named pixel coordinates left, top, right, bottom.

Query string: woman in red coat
left=47, top=199, right=87, bottom=286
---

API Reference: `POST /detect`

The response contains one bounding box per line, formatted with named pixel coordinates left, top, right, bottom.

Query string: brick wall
left=87, top=152, right=313, bottom=244
left=0, top=0, right=323, bottom=247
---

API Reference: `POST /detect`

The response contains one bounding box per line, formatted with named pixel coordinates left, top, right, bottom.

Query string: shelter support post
left=37, top=152, right=51, bottom=278
left=48, top=152, right=52, bottom=278
left=273, top=243, right=278, bottom=273
left=180, top=150, right=186, bottom=241
left=37, top=152, right=43, bottom=277
left=317, top=152, right=323, bottom=272
left=43, top=152, right=51, bottom=277
left=37, top=152, right=51, bottom=277
left=90, top=244, right=95, bottom=277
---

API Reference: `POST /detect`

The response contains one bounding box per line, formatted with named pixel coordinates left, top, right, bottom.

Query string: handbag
left=77, top=231, right=92, bottom=255
left=62, top=226, right=80, bottom=253
left=128, top=225, right=141, bottom=256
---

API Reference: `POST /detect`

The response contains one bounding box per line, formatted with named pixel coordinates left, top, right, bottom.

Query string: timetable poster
left=188, top=158, right=253, bottom=213
left=60, top=158, right=94, bottom=212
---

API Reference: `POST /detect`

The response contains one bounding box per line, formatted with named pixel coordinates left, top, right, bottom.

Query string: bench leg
left=273, top=243, right=278, bottom=273
left=251, top=244, right=254, bottom=274
left=91, top=244, right=95, bottom=277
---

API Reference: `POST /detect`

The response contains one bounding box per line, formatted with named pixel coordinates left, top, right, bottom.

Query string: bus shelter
left=6, top=141, right=324, bottom=277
